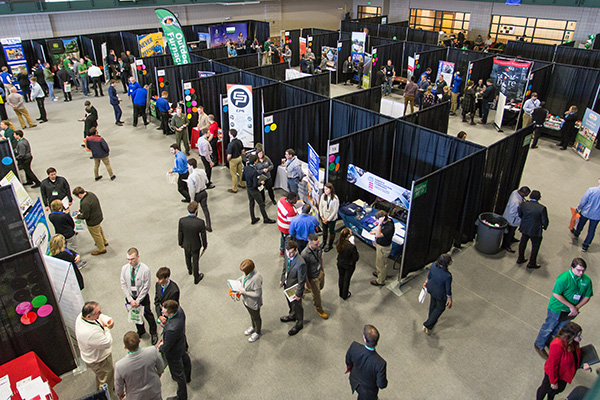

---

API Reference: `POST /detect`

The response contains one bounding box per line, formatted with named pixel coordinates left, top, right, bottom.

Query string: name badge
left=573, top=294, right=581, bottom=301
left=52, top=191, right=59, bottom=196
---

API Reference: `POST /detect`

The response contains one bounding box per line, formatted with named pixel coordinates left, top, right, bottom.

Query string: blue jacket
left=173, top=151, right=188, bottom=174
left=128, top=81, right=140, bottom=98
left=108, top=85, right=119, bottom=106
left=451, top=75, right=462, bottom=93
left=132, top=87, right=147, bottom=106
left=156, top=97, right=170, bottom=112
left=578, top=186, right=600, bottom=220
left=426, top=263, right=452, bottom=301
left=85, top=135, right=110, bottom=159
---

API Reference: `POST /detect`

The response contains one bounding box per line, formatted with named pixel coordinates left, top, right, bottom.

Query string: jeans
left=383, top=76, right=393, bottom=95
left=112, top=104, right=122, bottom=123
left=534, top=308, right=568, bottom=350
left=280, top=232, right=290, bottom=252
left=573, top=215, right=600, bottom=250
left=288, top=177, right=299, bottom=195
left=80, top=75, right=89, bottom=96
left=46, top=81, right=55, bottom=101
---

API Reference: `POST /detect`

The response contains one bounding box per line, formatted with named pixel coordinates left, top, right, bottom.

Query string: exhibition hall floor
left=15, top=82, right=599, bottom=399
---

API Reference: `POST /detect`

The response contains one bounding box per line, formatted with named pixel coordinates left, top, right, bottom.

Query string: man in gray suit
left=279, top=240, right=307, bottom=336
left=114, top=331, right=163, bottom=400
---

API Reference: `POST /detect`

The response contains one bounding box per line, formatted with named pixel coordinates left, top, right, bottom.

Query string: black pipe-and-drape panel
left=157, top=60, right=213, bottom=103
left=560, top=41, right=575, bottom=48
left=545, top=64, right=600, bottom=120
left=262, top=100, right=330, bottom=162
left=261, top=82, right=326, bottom=113
left=79, top=36, right=95, bottom=61
left=244, top=63, right=287, bottom=81
left=334, top=86, right=382, bottom=112
left=372, top=42, right=404, bottom=78
left=285, top=29, right=301, bottom=67
left=529, top=64, right=553, bottom=102
left=400, top=101, right=451, bottom=134
left=190, top=47, right=228, bottom=60
left=468, top=55, right=494, bottom=84
left=352, top=16, right=385, bottom=24
left=403, top=149, right=487, bottom=278
left=308, top=32, right=339, bottom=66
left=248, top=20, right=270, bottom=43
left=402, top=42, right=442, bottom=76
left=377, top=24, right=408, bottom=41
left=554, top=46, right=600, bottom=69
left=331, top=100, right=393, bottom=139
left=121, top=32, right=139, bottom=57
left=504, top=40, right=556, bottom=62
left=446, top=48, right=489, bottom=84
left=286, top=72, right=331, bottom=97
left=370, top=36, right=396, bottom=48
left=415, top=48, right=447, bottom=80
left=335, top=40, right=352, bottom=84
left=213, top=53, right=259, bottom=70
left=86, top=32, right=124, bottom=61
left=212, top=62, right=238, bottom=74
left=328, top=121, right=397, bottom=204
left=407, top=29, right=439, bottom=45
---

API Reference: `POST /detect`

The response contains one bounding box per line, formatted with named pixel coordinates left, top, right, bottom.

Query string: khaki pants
left=307, top=270, right=325, bottom=313
left=94, top=157, right=114, bottom=178
left=229, top=156, right=244, bottom=191
left=404, top=95, right=415, bottom=115
left=450, top=92, right=459, bottom=113
left=87, top=223, right=107, bottom=252
left=86, top=354, right=114, bottom=395
left=522, top=113, right=532, bottom=129
left=14, top=107, right=35, bottom=129
left=375, top=244, right=392, bottom=284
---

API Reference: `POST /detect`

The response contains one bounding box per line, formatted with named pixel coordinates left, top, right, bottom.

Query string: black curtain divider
left=335, top=40, right=352, bottom=84
left=20, top=40, right=37, bottom=68
left=261, top=82, right=326, bottom=113
left=212, top=62, right=239, bottom=74
left=157, top=60, right=213, bottom=102
left=262, top=100, right=330, bottom=162
left=308, top=32, right=340, bottom=67
left=334, top=86, right=382, bottom=112
left=529, top=64, right=553, bottom=103
left=399, top=101, right=451, bottom=134
left=352, top=16, right=385, bottom=24
left=30, top=40, right=46, bottom=64
left=387, top=21, right=409, bottom=27
left=372, top=41, right=404, bottom=79
left=415, top=48, right=447, bottom=80
left=190, top=47, right=229, bottom=60
left=446, top=48, right=490, bottom=85
left=468, top=55, right=494, bottom=84
left=377, top=24, right=407, bottom=41
left=504, top=40, right=556, bottom=62
left=138, top=55, right=173, bottom=94
left=330, top=99, right=393, bottom=140
left=302, top=28, right=336, bottom=37
left=407, top=29, right=438, bottom=45
left=239, top=70, right=278, bottom=88
left=554, top=46, right=600, bottom=69
left=285, top=72, right=330, bottom=97
left=370, top=36, right=396, bottom=48
left=79, top=36, right=95, bottom=62
left=559, top=41, right=575, bottom=48
left=0, top=185, right=29, bottom=259
left=340, top=32, right=351, bottom=41
left=402, top=41, right=441, bottom=76
left=340, top=20, right=380, bottom=37
left=247, top=20, right=270, bottom=43
left=120, top=32, right=139, bottom=57
left=286, top=29, right=301, bottom=67
left=545, top=63, right=600, bottom=120
left=213, top=53, right=259, bottom=70
left=244, top=63, right=287, bottom=81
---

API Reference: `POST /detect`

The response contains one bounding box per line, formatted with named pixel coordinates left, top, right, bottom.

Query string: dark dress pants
left=177, top=172, right=190, bottom=201
left=481, top=101, right=491, bottom=124
left=501, top=225, right=517, bottom=249
left=518, top=233, right=542, bottom=266
left=112, top=104, right=122, bottom=123
left=423, top=296, right=446, bottom=330
left=184, top=248, right=201, bottom=279
left=194, top=190, right=212, bottom=230
left=0, top=103, right=7, bottom=120
left=201, top=156, right=213, bottom=183
left=355, top=386, right=378, bottom=400
left=338, top=263, right=355, bottom=300
left=167, top=352, right=191, bottom=400
left=133, top=104, right=147, bottom=126
left=19, top=157, right=41, bottom=185
left=35, top=97, right=47, bottom=121
left=286, top=297, right=303, bottom=329
left=92, top=77, right=104, bottom=96
left=536, top=373, right=567, bottom=400
left=248, top=188, right=268, bottom=221
left=159, top=111, right=170, bottom=135
left=127, top=295, right=157, bottom=336
left=209, top=137, right=218, bottom=164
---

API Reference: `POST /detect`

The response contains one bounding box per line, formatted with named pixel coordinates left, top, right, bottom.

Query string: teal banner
left=155, top=8, right=190, bottom=65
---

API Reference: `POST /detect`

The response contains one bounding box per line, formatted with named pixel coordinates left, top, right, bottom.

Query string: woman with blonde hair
left=49, top=234, right=84, bottom=290
left=0, top=120, right=16, bottom=149
left=336, top=227, right=359, bottom=300
left=422, top=85, right=436, bottom=108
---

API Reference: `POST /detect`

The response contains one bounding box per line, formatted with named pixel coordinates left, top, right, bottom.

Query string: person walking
left=337, top=227, right=359, bottom=300
left=277, top=191, right=299, bottom=256
left=7, top=87, right=36, bottom=129
left=169, top=144, right=190, bottom=203
left=319, top=182, right=339, bottom=252
left=159, top=300, right=192, bottom=400
left=345, top=325, right=387, bottom=400
left=13, top=130, right=41, bottom=188
left=403, top=76, right=418, bottom=116
left=186, top=158, right=212, bottom=232
left=88, top=63, right=104, bottom=97
left=301, top=234, right=328, bottom=319
left=56, top=65, right=72, bottom=102
left=197, top=128, right=215, bottom=188
left=86, top=127, right=116, bottom=181
left=226, top=129, right=245, bottom=193
left=370, top=211, right=395, bottom=287
left=170, top=106, right=190, bottom=156
left=279, top=240, right=307, bottom=336
left=178, top=201, right=208, bottom=284
left=517, top=190, right=549, bottom=269
left=242, top=154, right=276, bottom=225
left=237, top=259, right=263, bottom=343
left=571, top=178, right=600, bottom=252
left=422, top=254, right=453, bottom=335
left=531, top=102, right=549, bottom=149
left=73, top=186, right=109, bottom=256
left=501, top=186, right=531, bottom=252
left=108, top=80, right=123, bottom=126
left=29, top=77, right=47, bottom=123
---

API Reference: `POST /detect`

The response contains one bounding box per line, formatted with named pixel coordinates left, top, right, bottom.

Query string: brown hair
left=156, top=267, right=171, bottom=279
left=324, top=182, right=337, bottom=199
left=72, top=186, right=85, bottom=196
left=123, top=331, right=140, bottom=352
left=49, top=234, right=66, bottom=256
left=50, top=199, right=63, bottom=212
left=162, top=299, right=179, bottom=315
left=556, top=322, right=582, bottom=352
left=240, top=259, right=255, bottom=275
left=336, top=227, right=352, bottom=253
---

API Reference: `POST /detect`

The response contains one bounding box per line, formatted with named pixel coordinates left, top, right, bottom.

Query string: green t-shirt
left=548, top=269, right=594, bottom=313
left=78, top=64, right=88, bottom=77
left=62, top=59, right=70, bottom=69
left=87, top=60, right=93, bottom=68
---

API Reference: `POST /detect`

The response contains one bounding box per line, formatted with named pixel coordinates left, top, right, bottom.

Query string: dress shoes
left=31, top=184, right=40, bottom=188
left=570, top=229, right=579, bottom=239
left=527, top=264, right=541, bottom=269
left=280, top=315, right=295, bottom=323
left=95, top=176, right=103, bottom=181
left=151, top=333, right=158, bottom=345
left=288, top=325, right=303, bottom=336
left=342, top=292, right=351, bottom=300
left=534, top=344, right=549, bottom=359
left=181, top=199, right=190, bottom=203
left=373, top=272, right=378, bottom=278
left=207, top=183, right=215, bottom=189
left=251, top=218, right=260, bottom=225
left=370, top=280, right=385, bottom=287
left=263, top=218, right=276, bottom=224
left=516, top=258, right=528, bottom=264
left=91, top=250, right=107, bottom=256
left=227, top=189, right=237, bottom=193
left=317, top=311, right=329, bottom=319
left=503, top=247, right=515, bottom=253
left=194, top=273, right=204, bottom=284
left=110, top=175, right=116, bottom=181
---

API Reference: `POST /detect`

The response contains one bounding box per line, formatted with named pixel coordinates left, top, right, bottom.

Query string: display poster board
left=138, top=33, right=165, bottom=57
left=226, top=84, right=254, bottom=148
left=23, top=198, right=51, bottom=255
left=47, top=38, right=79, bottom=67
left=407, top=56, right=415, bottom=81
left=490, top=57, right=531, bottom=102
left=0, top=139, right=18, bottom=179
left=101, top=42, right=109, bottom=84
left=437, top=60, right=455, bottom=87
left=321, top=46, right=338, bottom=71
left=351, top=32, right=366, bottom=81
left=494, top=92, right=507, bottom=130
left=347, top=163, right=411, bottom=209
left=574, top=108, right=600, bottom=160
left=198, top=32, right=210, bottom=48
left=199, top=71, right=215, bottom=78
left=362, top=53, right=372, bottom=89
left=307, top=143, right=320, bottom=208
left=0, top=170, right=33, bottom=213
left=1, top=37, right=28, bottom=76
left=299, top=37, right=307, bottom=58
left=209, top=23, right=248, bottom=48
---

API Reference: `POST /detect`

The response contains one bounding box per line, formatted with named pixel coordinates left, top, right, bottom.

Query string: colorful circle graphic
left=16, top=302, right=32, bottom=315
left=32, top=295, right=47, bottom=308
left=21, top=312, right=37, bottom=325
left=37, top=304, right=53, bottom=318
left=2, top=157, right=13, bottom=165
left=264, top=125, right=271, bottom=133
left=270, top=123, right=277, bottom=131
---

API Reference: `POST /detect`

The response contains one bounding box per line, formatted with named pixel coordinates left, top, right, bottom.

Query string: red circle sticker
left=21, top=311, right=37, bottom=325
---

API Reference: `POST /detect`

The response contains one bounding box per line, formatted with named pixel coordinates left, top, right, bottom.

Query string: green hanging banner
left=155, top=8, right=190, bottom=65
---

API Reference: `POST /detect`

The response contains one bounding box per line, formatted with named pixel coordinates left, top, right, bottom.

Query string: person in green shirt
left=78, top=58, right=89, bottom=96
left=534, top=257, right=593, bottom=359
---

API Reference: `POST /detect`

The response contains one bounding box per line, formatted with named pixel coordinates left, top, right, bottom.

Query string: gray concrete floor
left=15, top=82, right=599, bottom=399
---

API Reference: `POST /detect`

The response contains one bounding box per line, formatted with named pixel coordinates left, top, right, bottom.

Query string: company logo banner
left=227, top=84, right=254, bottom=148
left=155, top=8, right=190, bottom=65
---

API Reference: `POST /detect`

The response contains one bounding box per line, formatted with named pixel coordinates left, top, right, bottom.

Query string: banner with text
left=347, top=163, right=411, bottom=209
left=351, top=32, right=366, bottom=81
left=24, top=198, right=51, bottom=255
left=1, top=37, right=28, bottom=76
left=491, top=57, right=531, bottom=102
left=138, top=32, right=165, bottom=57
left=574, top=108, right=600, bottom=160
left=156, top=8, right=190, bottom=65
left=307, top=143, right=320, bottom=208
left=437, top=60, right=455, bottom=88
left=227, top=84, right=254, bottom=148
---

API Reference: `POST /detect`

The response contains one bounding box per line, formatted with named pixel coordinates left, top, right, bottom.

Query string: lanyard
left=130, top=265, right=140, bottom=286
left=243, top=271, right=253, bottom=287
left=310, top=248, right=322, bottom=272
left=364, top=345, right=374, bottom=351
left=82, top=317, right=104, bottom=331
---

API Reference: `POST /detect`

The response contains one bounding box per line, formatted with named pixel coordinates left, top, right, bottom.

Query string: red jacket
left=544, top=338, right=581, bottom=384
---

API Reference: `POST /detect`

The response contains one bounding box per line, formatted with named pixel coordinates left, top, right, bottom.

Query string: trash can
left=475, top=212, right=508, bottom=255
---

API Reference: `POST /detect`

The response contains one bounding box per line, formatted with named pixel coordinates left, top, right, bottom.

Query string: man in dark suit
left=558, top=105, right=578, bottom=150
left=159, top=300, right=191, bottom=400
left=345, top=324, right=388, bottom=400
left=155, top=267, right=180, bottom=325
left=178, top=201, right=208, bottom=284
left=517, top=190, right=549, bottom=269
left=279, top=240, right=307, bottom=336
left=108, top=80, right=123, bottom=126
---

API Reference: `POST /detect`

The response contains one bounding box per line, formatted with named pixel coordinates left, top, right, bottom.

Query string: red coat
left=544, top=338, right=581, bottom=384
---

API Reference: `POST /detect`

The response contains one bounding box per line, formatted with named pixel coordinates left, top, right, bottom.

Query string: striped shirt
left=277, top=197, right=298, bottom=234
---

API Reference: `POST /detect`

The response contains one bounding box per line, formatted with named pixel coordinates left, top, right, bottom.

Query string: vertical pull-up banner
left=155, top=8, right=190, bottom=65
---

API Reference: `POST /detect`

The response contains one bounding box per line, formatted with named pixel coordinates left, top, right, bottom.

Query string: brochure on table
left=347, top=163, right=411, bottom=209
left=574, top=108, right=600, bottom=160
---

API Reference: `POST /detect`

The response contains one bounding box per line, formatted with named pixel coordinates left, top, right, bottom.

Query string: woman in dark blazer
left=536, top=322, right=590, bottom=400
left=559, top=105, right=579, bottom=150
left=422, top=254, right=453, bottom=334
left=49, top=234, right=84, bottom=290
left=336, top=227, right=359, bottom=300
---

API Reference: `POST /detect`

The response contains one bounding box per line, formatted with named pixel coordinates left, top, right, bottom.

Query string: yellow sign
left=138, top=33, right=164, bottom=57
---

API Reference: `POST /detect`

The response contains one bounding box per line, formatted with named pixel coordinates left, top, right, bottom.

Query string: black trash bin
left=475, top=212, right=508, bottom=255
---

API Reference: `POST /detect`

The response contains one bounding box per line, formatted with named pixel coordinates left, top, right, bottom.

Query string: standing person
left=242, top=154, right=276, bottom=225
left=132, top=84, right=148, bottom=127
left=154, top=267, right=180, bottom=325
left=49, top=234, right=84, bottom=289
left=422, top=254, right=453, bottom=334
left=522, top=92, right=540, bottom=128
left=531, top=102, right=549, bottom=149
left=108, top=80, right=123, bottom=126
left=56, top=65, right=72, bottom=102
left=434, top=74, right=447, bottom=96
left=73, top=186, right=109, bottom=256
left=17, top=67, right=30, bottom=102
left=535, top=322, right=591, bottom=400
left=120, top=248, right=158, bottom=345
left=337, top=227, right=359, bottom=300
left=461, top=80, right=476, bottom=124
left=479, top=78, right=496, bottom=125
left=475, top=78, right=485, bottom=118
left=0, top=86, right=7, bottom=121
left=319, top=183, right=339, bottom=252
left=289, top=204, right=318, bottom=253
left=187, top=158, right=212, bottom=232
left=279, top=240, right=306, bottom=336
left=449, top=71, right=462, bottom=115
left=256, top=149, right=276, bottom=205
left=283, top=44, right=292, bottom=68
left=305, top=47, right=315, bottom=74
left=29, top=77, right=47, bottom=123
left=127, top=76, right=140, bottom=103
left=558, top=106, right=579, bottom=150
left=49, top=199, right=78, bottom=255
left=178, top=201, right=208, bottom=284
left=196, top=105, right=210, bottom=135
left=207, top=114, right=220, bottom=164
left=237, top=259, right=263, bottom=343
left=417, top=73, right=429, bottom=108
left=117, top=57, right=128, bottom=94
left=0, top=120, right=16, bottom=149
left=159, top=300, right=192, bottom=400
left=75, top=301, right=115, bottom=395
left=422, top=86, right=435, bottom=108
left=226, top=129, right=245, bottom=193
left=383, top=59, right=395, bottom=96
left=155, top=91, right=171, bottom=135
left=43, top=62, right=57, bottom=101
left=403, top=76, right=418, bottom=116
left=0, top=66, right=13, bottom=92
left=571, top=178, right=600, bottom=252
left=7, top=87, right=36, bottom=129
left=77, top=58, right=89, bottom=97
left=370, top=211, right=395, bottom=287
left=345, top=325, right=387, bottom=400
left=534, top=258, right=593, bottom=359
left=86, top=127, right=116, bottom=181
left=114, top=331, right=163, bottom=400
left=169, top=144, right=190, bottom=203
left=197, top=128, right=215, bottom=188
left=277, top=192, right=299, bottom=256
left=517, top=190, right=549, bottom=270
left=301, top=234, right=328, bottom=319
left=81, top=100, right=98, bottom=143
left=501, top=186, right=531, bottom=253
left=374, top=66, right=386, bottom=89
left=88, top=63, right=104, bottom=97
left=13, top=130, right=41, bottom=187
left=343, top=56, right=353, bottom=85
left=170, top=106, right=190, bottom=156
left=107, top=50, right=117, bottom=79
left=299, top=54, right=309, bottom=74
left=284, top=148, right=302, bottom=195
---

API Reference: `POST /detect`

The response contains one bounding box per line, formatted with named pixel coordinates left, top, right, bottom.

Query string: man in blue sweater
left=132, top=84, right=149, bottom=127
left=289, top=204, right=319, bottom=253
left=156, top=91, right=171, bottom=135
left=450, top=71, right=462, bottom=116
left=108, top=80, right=123, bottom=126
left=169, top=143, right=190, bottom=203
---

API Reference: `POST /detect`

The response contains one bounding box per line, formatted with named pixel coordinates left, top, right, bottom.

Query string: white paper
left=392, top=235, right=404, bottom=246
left=228, top=279, right=243, bottom=293
left=284, top=283, right=299, bottom=302
left=166, top=172, right=177, bottom=184
left=0, top=375, right=12, bottom=400
left=361, top=228, right=375, bottom=242
left=418, top=287, right=427, bottom=303
left=61, top=196, right=70, bottom=210
left=17, top=376, right=50, bottom=400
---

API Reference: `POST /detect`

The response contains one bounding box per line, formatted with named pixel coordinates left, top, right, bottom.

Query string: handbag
left=127, top=304, right=144, bottom=325
left=569, top=207, right=580, bottom=231
left=418, top=287, right=427, bottom=304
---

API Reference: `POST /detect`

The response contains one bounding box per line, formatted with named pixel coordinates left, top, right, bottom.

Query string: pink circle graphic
left=191, top=101, right=197, bottom=106
left=37, top=304, right=53, bottom=317
left=329, top=155, right=335, bottom=162
left=16, top=302, right=32, bottom=315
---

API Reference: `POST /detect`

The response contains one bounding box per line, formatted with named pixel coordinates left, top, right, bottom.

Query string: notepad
left=227, top=279, right=243, bottom=293
left=580, top=344, right=600, bottom=366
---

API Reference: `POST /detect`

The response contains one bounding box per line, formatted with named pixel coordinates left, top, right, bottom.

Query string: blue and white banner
left=574, top=108, right=600, bottom=160
left=351, top=32, right=366, bottom=80
left=1, top=37, right=28, bottom=91
left=24, top=198, right=51, bottom=255
left=307, top=143, right=320, bottom=207
left=347, top=163, right=411, bottom=209
left=227, top=84, right=254, bottom=148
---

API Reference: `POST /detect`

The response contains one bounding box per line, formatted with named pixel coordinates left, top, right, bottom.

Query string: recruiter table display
left=0, top=352, right=61, bottom=400
left=274, top=162, right=325, bottom=192
left=540, top=114, right=582, bottom=140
